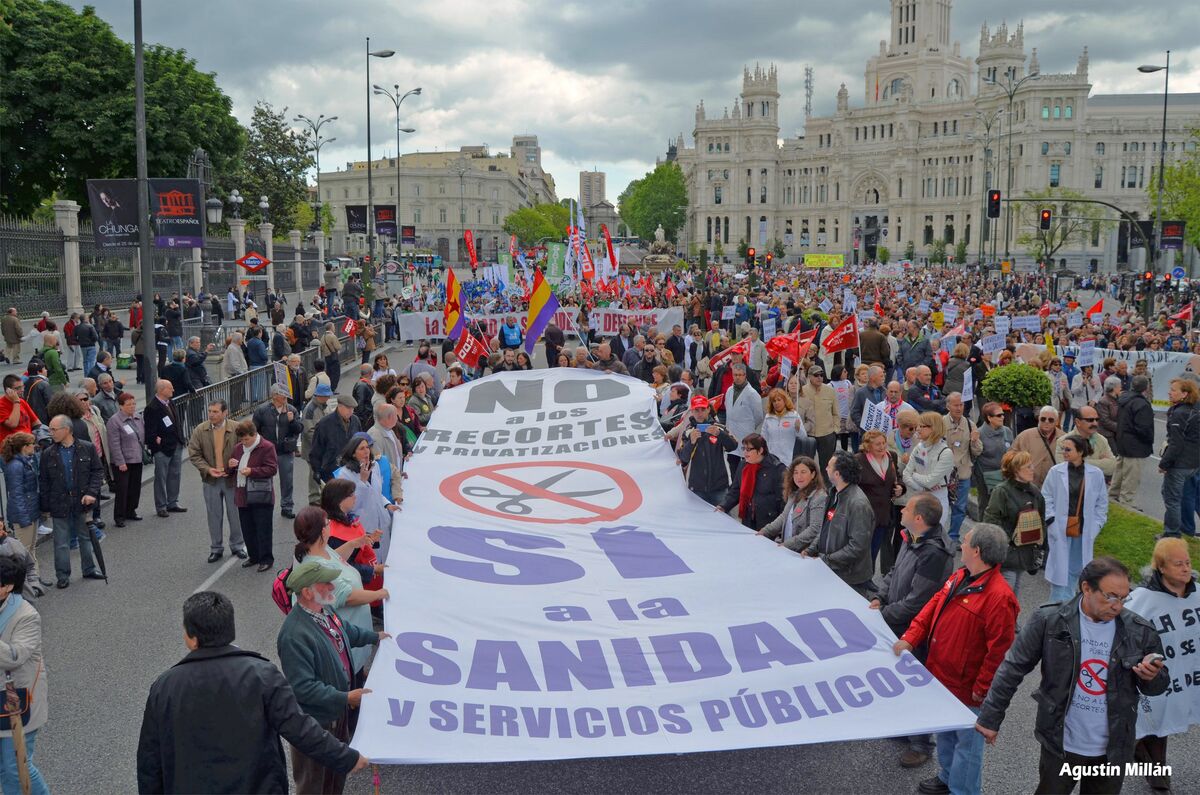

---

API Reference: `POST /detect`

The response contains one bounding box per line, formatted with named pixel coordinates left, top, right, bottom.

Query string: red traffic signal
left=987, top=190, right=1002, bottom=218
left=1039, top=209, right=1052, bottom=230
left=1144, top=271, right=1154, bottom=281
left=765, top=252, right=774, bottom=264
left=747, top=247, right=756, bottom=258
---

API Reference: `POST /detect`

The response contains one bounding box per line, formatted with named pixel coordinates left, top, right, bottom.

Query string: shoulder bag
left=246, top=477, right=274, bottom=506
left=1064, top=479, right=1085, bottom=538
left=0, top=666, right=38, bottom=731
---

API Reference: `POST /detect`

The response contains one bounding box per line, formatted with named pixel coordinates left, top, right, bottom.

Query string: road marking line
left=192, top=555, right=240, bottom=595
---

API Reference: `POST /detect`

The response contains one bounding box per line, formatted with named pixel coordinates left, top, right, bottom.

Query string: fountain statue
left=642, top=223, right=676, bottom=270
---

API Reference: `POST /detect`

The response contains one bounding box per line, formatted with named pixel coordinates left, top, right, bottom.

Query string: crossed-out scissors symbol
left=461, top=469, right=613, bottom=515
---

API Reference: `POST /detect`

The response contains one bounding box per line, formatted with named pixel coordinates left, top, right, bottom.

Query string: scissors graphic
left=462, top=470, right=612, bottom=515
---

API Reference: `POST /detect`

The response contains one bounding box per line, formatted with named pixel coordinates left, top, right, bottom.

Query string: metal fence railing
left=0, top=216, right=67, bottom=315
left=170, top=320, right=381, bottom=439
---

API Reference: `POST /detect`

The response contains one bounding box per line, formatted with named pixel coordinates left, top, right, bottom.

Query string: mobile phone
left=1148, top=653, right=1165, bottom=665
left=695, top=423, right=710, bottom=433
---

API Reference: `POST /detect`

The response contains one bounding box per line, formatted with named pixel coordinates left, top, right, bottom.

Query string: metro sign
left=237, top=251, right=271, bottom=272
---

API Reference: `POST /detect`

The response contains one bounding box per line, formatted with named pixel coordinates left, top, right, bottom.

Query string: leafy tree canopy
left=0, top=0, right=243, bottom=215
left=503, top=203, right=568, bottom=246
left=1016, top=186, right=1111, bottom=264
left=233, top=101, right=313, bottom=233
left=1155, top=128, right=1200, bottom=249
left=618, top=162, right=686, bottom=242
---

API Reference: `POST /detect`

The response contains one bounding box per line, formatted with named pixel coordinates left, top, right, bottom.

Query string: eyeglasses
left=1039, top=417, right=1057, bottom=423
left=988, top=413, right=1003, bottom=419
left=1097, top=589, right=1131, bottom=605
left=1077, top=416, right=1098, bottom=423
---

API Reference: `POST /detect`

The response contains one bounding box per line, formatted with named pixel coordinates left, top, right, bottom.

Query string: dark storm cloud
left=65, top=0, right=1200, bottom=200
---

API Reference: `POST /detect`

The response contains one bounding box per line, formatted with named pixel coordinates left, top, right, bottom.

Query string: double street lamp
left=966, top=109, right=1003, bottom=266
left=984, top=70, right=1040, bottom=260
left=372, top=84, right=420, bottom=254
left=1138, top=52, right=1170, bottom=294
left=293, top=113, right=337, bottom=231
left=365, top=38, right=395, bottom=268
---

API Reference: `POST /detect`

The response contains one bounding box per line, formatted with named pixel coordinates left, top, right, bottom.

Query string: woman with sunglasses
left=975, top=401, right=1013, bottom=509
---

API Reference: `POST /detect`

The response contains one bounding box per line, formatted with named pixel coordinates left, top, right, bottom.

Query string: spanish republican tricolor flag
left=443, top=269, right=466, bottom=341
left=523, top=270, right=560, bottom=356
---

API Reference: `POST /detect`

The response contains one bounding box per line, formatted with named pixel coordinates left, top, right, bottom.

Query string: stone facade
left=579, top=170, right=606, bottom=209
left=673, top=0, right=1200, bottom=272
left=319, top=136, right=557, bottom=263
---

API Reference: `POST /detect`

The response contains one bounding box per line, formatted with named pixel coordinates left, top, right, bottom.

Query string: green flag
left=546, top=242, right=566, bottom=279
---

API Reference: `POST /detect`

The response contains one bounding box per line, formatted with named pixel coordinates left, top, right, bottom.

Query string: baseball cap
left=808, top=366, right=824, bottom=376
left=689, top=395, right=710, bottom=410
left=313, top=383, right=334, bottom=397
left=286, top=561, right=341, bottom=591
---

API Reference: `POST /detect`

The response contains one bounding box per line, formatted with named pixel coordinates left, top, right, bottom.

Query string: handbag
left=0, top=666, right=38, bottom=731
left=1064, top=481, right=1085, bottom=538
left=246, top=477, right=274, bottom=506
left=1014, top=506, right=1045, bottom=546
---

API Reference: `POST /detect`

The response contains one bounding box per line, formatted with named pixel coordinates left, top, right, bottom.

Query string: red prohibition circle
left=439, top=460, right=642, bottom=524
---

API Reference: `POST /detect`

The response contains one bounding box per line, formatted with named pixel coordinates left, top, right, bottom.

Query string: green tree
left=714, top=239, right=725, bottom=259
left=618, top=162, right=687, bottom=242
left=928, top=238, right=947, bottom=265
left=293, top=201, right=335, bottom=236
left=1156, top=127, right=1200, bottom=249
left=771, top=237, right=785, bottom=258
left=1015, top=187, right=1110, bottom=264
left=877, top=245, right=890, bottom=265
left=234, top=101, right=313, bottom=232
left=737, top=238, right=749, bottom=258
left=502, top=203, right=567, bottom=246
left=904, top=240, right=916, bottom=261
left=955, top=239, right=969, bottom=264
left=0, top=0, right=243, bottom=215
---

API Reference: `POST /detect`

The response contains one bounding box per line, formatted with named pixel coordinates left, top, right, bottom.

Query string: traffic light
left=746, top=247, right=756, bottom=266
left=1039, top=209, right=1053, bottom=230
left=1144, top=271, right=1154, bottom=283
left=765, top=252, right=774, bottom=266
left=987, top=190, right=1002, bottom=218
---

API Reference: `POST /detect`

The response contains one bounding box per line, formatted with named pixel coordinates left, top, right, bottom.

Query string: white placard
left=721, top=306, right=736, bottom=321
left=1076, top=338, right=1096, bottom=368
left=353, top=370, right=977, bottom=763
left=762, top=317, right=777, bottom=341
left=1067, top=313, right=1083, bottom=329
left=819, top=299, right=833, bottom=314
left=979, top=333, right=1006, bottom=355
left=1126, top=587, right=1200, bottom=738
left=861, top=399, right=893, bottom=434
left=961, top=368, right=974, bottom=403
left=993, top=316, right=1011, bottom=335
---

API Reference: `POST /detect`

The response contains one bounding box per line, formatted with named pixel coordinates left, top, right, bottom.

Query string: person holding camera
left=677, top=396, right=737, bottom=506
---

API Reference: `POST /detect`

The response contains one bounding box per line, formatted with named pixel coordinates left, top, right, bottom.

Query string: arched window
left=706, top=217, right=713, bottom=243
left=724, top=216, right=730, bottom=244
left=760, top=186, right=767, bottom=203
left=947, top=78, right=962, bottom=98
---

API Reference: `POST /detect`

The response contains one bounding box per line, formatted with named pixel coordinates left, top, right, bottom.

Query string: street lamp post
left=452, top=157, right=470, bottom=267
left=365, top=38, right=395, bottom=270
left=293, top=113, right=337, bottom=232
left=985, top=71, right=1040, bottom=261
left=1139, top=52, right=1171, bottom=318
left=968, top=109, right=1003, bottom=267
left=372, top=84, right=420, bottom=255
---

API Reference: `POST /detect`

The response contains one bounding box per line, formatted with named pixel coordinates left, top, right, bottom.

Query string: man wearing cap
left=707, top=345, right=761, bottom=403
left=310, top=394, right=362, bottom=484
left=799, top=366, right=841, bottom=472
left=302, top=383, right=335, bottom=506
left=254, top=385, right=304, bottom=519
left=678, top=395, right=738, bottom=506
left=277, top=561, right=387, bottom=794
left=187, top=400, right=247, bottom=563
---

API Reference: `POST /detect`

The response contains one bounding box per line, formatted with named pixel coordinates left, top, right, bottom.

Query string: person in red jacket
left=893, top=522, right=1018, bottom=795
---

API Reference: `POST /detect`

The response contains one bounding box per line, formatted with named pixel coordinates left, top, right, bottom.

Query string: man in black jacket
left=145, top=378, right=187, bottom=518
left=137, top=591, right=368, bottom=794
left=677, top=396, right=737, bottom=505
left=351, top=365, right=375, bottom=429
left=253, top=385, right=304, bottom=519
left=975, top=557, right=1168, bottom=794
left=1111, top=374, right=1154, bottom=507
left=39, top=414, right=106, bottom=588
left=184, top=336, right=214, bottom=390
left=869, top=493, right=954, bottom=770
left=310, top=396, right=362, bottom=483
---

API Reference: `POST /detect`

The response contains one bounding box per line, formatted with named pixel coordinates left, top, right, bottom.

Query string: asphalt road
left=31, top=339, right=1197, bottom=794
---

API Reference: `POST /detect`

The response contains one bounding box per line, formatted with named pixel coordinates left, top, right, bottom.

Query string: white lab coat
left=1041, top=462, right=1108, bottom=589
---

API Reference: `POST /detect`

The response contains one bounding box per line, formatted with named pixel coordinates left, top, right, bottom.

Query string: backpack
left=271, top=565, right=294, bottom=614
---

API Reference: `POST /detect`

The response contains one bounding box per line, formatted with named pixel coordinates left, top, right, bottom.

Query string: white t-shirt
left=1063, top=603, right=1116, bottom=756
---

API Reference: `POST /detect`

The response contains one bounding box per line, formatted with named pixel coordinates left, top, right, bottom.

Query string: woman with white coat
left=1042, top=435, right=1108, bottom=602
left=902, top=410, right=955, bottom=525
left=760, top=388, right=807, bottom=463
left=0, top=556, right=49, bottom=794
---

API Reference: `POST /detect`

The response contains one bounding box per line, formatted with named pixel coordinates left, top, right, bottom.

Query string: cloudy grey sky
left=71, top=0, right=1198, bottom=203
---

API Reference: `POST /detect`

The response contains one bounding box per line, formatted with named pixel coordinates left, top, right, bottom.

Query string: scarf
left=0, top=595, right=24, bottom=637
left=237, top=434, right=260, bottom=488
left=738, top=462, right=760, bottom=522
left=866, top=451, right=890, bottom=480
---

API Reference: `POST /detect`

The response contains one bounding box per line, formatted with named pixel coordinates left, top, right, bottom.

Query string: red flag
left=601, top=224, right=618, bottom=275
left=1085, top=298, right=1104, bottom=317
left=1171, top=303, right=1194, bottom=322
left=581, top=243, right=596, bottom=282
left=708, top=338, right=752, bottom=371
left=820, top=316, right=860, bottom=355
left=941, top=321, right=965, bottom=340
left=463, top=230, right=478, bottom=268
left=666, top=281, right=678, bottom=301
left=342, top=317, right=356, bottom=336
left=454, top=332, right=487, bottom=369
left=1037, top=302, right=1052, bottom=318
left=765, top=327, right=817, bottom=364
left=509, top=234, right=518, bottom=260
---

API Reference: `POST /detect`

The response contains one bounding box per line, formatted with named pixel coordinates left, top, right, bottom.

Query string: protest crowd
left=0, top=248, right=1196, bottom=795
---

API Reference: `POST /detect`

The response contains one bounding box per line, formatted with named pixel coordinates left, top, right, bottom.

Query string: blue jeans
left=81, top=345, right=98, bottom=377
left=1049, top=533, right=1083, bottom=602
left=52, top=513, right=100, bottom=581
left=1, top=729, right=49, bottom=795
left=170, top=335, right=185, bottom=355
left=935, top=706, right=983, bottom=795
left=1179, top=470, right=1200, bottom=536
left=949, top=477, right=970, bottom=540
left=1162, top=467, right=1198, bottom=538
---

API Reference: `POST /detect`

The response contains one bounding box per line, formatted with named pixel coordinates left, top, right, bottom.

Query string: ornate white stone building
left=673, top=0, right=1200, bottom=271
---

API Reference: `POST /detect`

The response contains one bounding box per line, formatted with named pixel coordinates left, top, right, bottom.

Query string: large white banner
left=1126, top=587, right=1200, bottom=739
left=352, top=370, right=976, bottom=763
left=397, top=307, right=684, bottom=341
